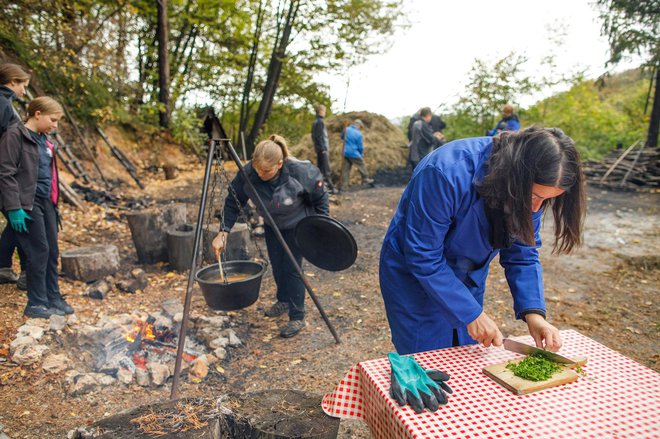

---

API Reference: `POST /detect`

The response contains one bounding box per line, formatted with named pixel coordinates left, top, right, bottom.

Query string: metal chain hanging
left=214, top=140, right=269, bottom=267
left=198, top=146, right=223, bottom=269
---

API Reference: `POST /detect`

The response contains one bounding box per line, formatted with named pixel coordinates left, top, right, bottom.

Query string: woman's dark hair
left=478, top=126, right=585, bottom=254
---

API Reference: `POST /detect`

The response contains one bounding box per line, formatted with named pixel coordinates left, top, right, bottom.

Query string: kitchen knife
left=503, top=339, right=576, bottom=366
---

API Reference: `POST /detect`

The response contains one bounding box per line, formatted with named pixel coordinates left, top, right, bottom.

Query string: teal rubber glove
left=388, top=352, right=453, bottom=413
left=8, top=209, right=31, bottom=233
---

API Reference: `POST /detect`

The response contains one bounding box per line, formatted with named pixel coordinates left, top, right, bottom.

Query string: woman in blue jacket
left=380, top=127, right=584, bottom=355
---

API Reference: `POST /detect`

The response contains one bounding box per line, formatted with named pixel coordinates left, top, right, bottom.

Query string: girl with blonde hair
left=212, top=134, right=329, bottom=338
left=0, top=96, right=73, bottom=319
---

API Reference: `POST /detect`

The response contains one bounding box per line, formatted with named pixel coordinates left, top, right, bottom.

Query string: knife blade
left=503, top=339, right=576, bottom=366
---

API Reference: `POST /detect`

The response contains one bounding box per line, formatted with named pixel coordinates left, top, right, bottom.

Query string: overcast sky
left=319, top=0, right=640, bottom=119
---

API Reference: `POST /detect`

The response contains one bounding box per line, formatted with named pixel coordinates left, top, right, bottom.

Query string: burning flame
left=119, top=317, right=197, bottom=368
left=123, top=320, right=156, bottom=343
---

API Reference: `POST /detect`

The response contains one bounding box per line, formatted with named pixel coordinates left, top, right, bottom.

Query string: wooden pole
left=600, top=140, right=639, bottom=184
left=61, top=103, right=111, bottom=189
left=240, top=131, right=248, bottom=162
left=619, top=142, right=645, bottom=187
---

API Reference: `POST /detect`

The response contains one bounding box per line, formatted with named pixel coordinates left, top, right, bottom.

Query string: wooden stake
left=599, top=140, right=640, bottom=184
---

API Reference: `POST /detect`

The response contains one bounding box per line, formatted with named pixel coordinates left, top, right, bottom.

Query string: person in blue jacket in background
left=380, top=126, right=585, bottom=355
left=487, top=104, right=520, bottom=136
left=338, top=119, right=374, bottom=192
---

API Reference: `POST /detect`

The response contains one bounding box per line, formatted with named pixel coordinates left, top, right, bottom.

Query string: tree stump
left=68, top=392, right=339, bottom=439
left=126, top=204, right=187, bottom=263
left=218, top=390, right=340, bottom=439
left=61, top=245, right=120, bottom=282
left=166, top=223, right=195, bottom=272
left=202, top=223, right=253, bottom=265
left=163, top=164, right=178, bottom=180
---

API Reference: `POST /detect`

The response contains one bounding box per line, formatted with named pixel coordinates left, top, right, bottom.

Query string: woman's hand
left=525, top=313, right=562, bottom=351
left=212, top=231, right=230, bottom=261
left=467, top=311, right=504, bottom=348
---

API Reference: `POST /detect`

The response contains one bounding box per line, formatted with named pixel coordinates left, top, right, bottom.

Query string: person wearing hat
left=338, top=119, right=374, bottom=192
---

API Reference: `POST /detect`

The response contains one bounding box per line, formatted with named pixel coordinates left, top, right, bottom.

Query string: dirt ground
left=0, top=162, right=658, bottom=439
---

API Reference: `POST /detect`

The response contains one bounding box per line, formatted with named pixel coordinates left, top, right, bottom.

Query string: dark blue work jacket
left=379, top=136, right=545, bottom=354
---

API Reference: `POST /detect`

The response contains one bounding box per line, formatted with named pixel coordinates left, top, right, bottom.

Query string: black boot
left=50, top=297, right=74, bottom=315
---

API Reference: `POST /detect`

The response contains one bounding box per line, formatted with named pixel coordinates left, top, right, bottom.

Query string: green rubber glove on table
left=388, top=352, right=453, bottom=413
left=8, top=209, right=31, bottom=233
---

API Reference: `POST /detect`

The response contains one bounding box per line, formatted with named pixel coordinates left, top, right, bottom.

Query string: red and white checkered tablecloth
left=322, top=330, right=660, bottom=438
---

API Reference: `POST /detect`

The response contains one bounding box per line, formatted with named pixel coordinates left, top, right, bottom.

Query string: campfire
left=71, top=305, right=214, bottom=389
left=120, top=316, right=197, bottom=371
left=11, top=299, right=239, bottom=395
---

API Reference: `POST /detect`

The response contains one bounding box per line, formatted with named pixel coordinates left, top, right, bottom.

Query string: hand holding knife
left=503, top=338, right=587, bottom=368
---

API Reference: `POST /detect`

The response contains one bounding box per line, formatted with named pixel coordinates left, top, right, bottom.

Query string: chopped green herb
left=575, top=364, right=587, bottom=378
left=506, top=353, right=562, bottom=381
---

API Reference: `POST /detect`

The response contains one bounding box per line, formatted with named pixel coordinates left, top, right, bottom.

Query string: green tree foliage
left=597, top=0, right=659, bottom=66
left=443, top=53, right=537, bottom=140
left=442, top=65, right=650, bottom=160
left=596, top=0, right=660, bottom=146
left=236, top=0, right=404, bottom=151
left=524, top=70, right=649, bottom=159
left=0, top=0, right=403, bottom=150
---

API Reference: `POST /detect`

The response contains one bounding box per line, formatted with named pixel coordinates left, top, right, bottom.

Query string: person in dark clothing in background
left=311, top=104, right=336, bottom=193
left=430, top=114, right=447, bottom=136
left=487, top=103, right=520, bottom=136
left=409, top=107, right=446, bottom=170
left=0, top=63, right=30, bottom=287
left=407, top=111, right=446, bottom=143
left=212, top=134, right=329, bottom=339
left=407, top=111, right=420, bottom=143
left=0, top=96, right=74, bottom=319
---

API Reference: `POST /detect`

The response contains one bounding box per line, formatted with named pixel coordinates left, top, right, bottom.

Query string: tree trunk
left=61, top=245, right=120, bottom=282
left=246, top=1, right=300, bottom=152
left=126, top=204, right=187, bottom=263
left=157, top=0, right=170, bottom=128
left=239, top=0, right=265, bottom=146
left=115, top=11, right=128, bottom=98
left=646, top=66, right=659, bottom=148
left=166, top=223, right=195, bottom=272
left=73, top=392, right=339, bottom=438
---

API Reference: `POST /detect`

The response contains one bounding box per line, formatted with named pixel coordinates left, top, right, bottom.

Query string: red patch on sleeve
left=317, top=180, right=323, bottom=188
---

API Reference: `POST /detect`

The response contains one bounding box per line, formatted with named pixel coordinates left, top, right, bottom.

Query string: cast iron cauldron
left=195, top=260, right=266, bottom=311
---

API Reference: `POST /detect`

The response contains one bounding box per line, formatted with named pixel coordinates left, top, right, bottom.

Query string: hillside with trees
left=0, top=0, right=404, bottom=153
left=440, top=67, right=653, bottom=160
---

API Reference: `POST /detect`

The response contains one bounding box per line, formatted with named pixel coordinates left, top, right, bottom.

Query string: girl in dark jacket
left=212, top=134, right=329, bottom=338
left=0, top=96, right=73, bottom=319
left=0, top=63, right=30, bottom=285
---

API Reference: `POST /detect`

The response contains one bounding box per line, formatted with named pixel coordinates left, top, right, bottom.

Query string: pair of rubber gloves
left=388, top=352, right=453, bottom=413
left=8, top=209, right=31, bottom=233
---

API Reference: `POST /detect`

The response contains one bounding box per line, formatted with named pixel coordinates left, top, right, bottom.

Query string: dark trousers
left=316, top=150, right=334, bottom=190
left=13, top=196, right=61, bottom=308
left=0, top=215, right=26, bottom=271
left=264, top=225, right=305, bottom=321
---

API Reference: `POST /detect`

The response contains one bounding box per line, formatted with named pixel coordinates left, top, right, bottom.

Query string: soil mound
left=290, top=111, right=408, bottom=181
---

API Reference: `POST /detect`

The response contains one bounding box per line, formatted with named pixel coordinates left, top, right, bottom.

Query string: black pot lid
left=294, top=215, right=357, bottom=271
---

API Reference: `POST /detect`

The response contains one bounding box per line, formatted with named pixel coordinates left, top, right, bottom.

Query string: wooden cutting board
left=483, top=356, right=587, bottom=395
